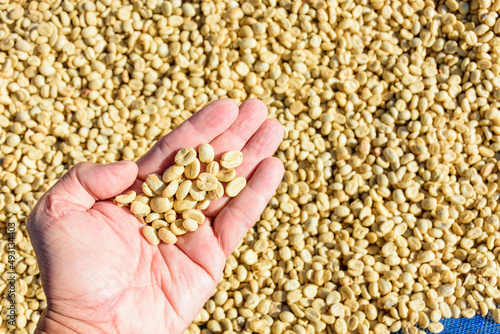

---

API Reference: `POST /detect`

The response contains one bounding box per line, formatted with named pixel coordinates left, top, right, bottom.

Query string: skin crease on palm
left=27, top=99, right=285, bottom=334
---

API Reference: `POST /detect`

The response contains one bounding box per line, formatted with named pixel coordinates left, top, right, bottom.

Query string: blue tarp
left=394, top=312, right=500, bottom=334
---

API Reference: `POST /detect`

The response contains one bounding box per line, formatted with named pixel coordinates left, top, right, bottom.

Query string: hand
left=27, top=99, right=284, bottom=334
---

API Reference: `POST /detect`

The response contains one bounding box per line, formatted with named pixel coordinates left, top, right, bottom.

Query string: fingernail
left=111, top=160, right=133, bottom=168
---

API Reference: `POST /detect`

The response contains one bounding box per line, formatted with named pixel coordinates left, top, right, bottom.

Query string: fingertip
left=249, top=119, right=284, bottom=151
left=239, top=98, right=269, bottom=118
left=75, top=161, right=139, bottom=200
left=195, top=99, right=239, bottom=139
left=208, top=99, right=269, bottom=157
left=137, top=99, right=240, bottom=178
left=258, top=157, right=285, bottom=184
left=240, top=98, right=267, bottom=108
left=105, top=161, right=139, bottom=182
left=115, top=161, right=139, bottom=187
left=115, top=160, right=139, bottom=174
left=212, top=156, right=284, bottom=256
left=212, top=98, right=239, bottom=124
left=267, top=156, right=285, bottom=174
left=260, top=118, right=284, bottom=132
left=267, top=119, right=285, bottom=141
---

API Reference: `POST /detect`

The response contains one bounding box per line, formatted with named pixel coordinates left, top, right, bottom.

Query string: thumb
left=43, top=160, right=138, bottom=211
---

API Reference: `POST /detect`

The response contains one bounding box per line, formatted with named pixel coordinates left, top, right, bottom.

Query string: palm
left=28, top=99, right=284, bottom=334
left=41, top=200, right=223, bottom=333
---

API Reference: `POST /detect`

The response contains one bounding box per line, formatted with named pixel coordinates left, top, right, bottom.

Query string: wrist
left=36, top=310, right=104, bottom=334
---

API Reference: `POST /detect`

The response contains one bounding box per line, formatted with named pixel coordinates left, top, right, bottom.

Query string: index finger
left=213, top=157, right=284, bottom=257
left=136, top=99, right=238, bottom=179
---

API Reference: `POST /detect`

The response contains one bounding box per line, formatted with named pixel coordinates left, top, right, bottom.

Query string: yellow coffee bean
left=197, top=172, right=219, bottom=191
left=220, top=151, right=243, bottom=168
left=225, top=177, right=246, bottom=197
left=198, top=143, right=215, bottom=163
left=182, top=209, right=205, bottom=224
left=185, top=158, right=201, bottom=179
left=142, top=226, right=160, bottom=245
left=182, top=218, right=198, bottom=232
left=130, top=200, right=151, bottom=217
left=175, top=147, right=197, bottom=166
left=163, top=165, right=184, bottom=183
left=216, top=168, right=236, bottom=182
left=158, top=227, right=177, bottom=244
left=114, top=190, right=136, bottom=206
left=150, top=196, right=172, bottom=213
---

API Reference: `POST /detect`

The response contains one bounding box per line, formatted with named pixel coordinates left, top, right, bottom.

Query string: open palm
left=27, top=99, right=284, bottom=334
